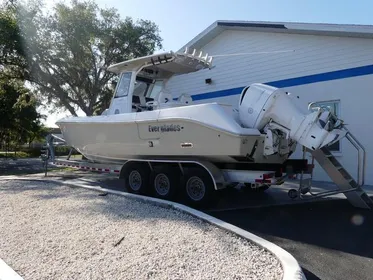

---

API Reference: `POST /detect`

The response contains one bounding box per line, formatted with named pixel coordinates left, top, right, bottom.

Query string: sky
left=42, top=0, right=373, bottom=127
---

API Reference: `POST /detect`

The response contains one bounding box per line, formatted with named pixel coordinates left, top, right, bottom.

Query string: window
left=147, top=80, right=164, bottom=99
left=133, top=76, right=154, bottom=97
left=133, top=80, right=149, bottom=96
left=309, top=100, right=341, bottom=152
left=115, top=72, right=132, bottom=98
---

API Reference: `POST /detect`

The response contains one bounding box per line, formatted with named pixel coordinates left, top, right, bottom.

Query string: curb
left=1, top=176, right=307, bottom=280
left=64, top=181, right=307, bottom=280
left=0, top=258, right=23, bottom=280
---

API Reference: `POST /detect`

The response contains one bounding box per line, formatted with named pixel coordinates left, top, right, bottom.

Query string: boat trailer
left=41, top=129, right=373, bottom=209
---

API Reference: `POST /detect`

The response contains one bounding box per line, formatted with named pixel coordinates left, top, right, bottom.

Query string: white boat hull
left=56, top=103, right=292, bottom=164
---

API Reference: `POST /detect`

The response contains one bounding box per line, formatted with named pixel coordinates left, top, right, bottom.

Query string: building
left=165, top=20, right=373, bottom=185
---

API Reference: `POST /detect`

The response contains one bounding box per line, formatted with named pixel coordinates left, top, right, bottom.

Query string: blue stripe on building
left=188, top=64, right=373, bottom=101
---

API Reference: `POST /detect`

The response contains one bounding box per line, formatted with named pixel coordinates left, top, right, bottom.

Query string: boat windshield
left=146, top=80, right=163, bottom=99
left=115, top=72, right=132, bottom=98
left=133, top=76, right=152, bottom=97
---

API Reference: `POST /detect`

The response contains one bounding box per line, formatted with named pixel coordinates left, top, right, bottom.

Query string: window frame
left=114, top=72, right=132, bottom=98
left=308, top=99, right=342, bottom=154
left=146, top=80, right=164, bottom=99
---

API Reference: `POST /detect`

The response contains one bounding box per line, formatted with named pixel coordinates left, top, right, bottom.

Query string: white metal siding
left=167, top=30, right=373, bottom=98
left=285, top=75, right=373, bottom=184
left=166, top=30, right=373, bottom=185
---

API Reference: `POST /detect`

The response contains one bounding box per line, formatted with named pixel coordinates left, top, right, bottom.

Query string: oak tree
left=16, top=0, right=163, bottom=116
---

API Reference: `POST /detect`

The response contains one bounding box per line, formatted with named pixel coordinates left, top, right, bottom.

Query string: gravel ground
left=0, top=179, right=283, bottom=280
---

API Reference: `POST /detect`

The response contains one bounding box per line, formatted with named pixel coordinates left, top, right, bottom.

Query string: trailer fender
left=119, top=160, right=152, bottom=178
left=180, top=160, right=226, bottom=191
left=119, top=159, right=225, bottom=191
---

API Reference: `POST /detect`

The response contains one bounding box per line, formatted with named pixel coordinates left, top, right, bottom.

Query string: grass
left=62, top=154, right=83, bottom=160
left=0, top=166, right=77, bottom=176
left=0, top=151, right=34, bottom=158
left=0, top=151, right=83, bottom=160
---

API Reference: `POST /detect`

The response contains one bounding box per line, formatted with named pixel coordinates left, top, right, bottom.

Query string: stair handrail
left=344, top=129, right=366, bottom=186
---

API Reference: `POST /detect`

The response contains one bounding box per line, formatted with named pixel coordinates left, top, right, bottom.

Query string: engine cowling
left=238, top=83, right=346, bottom=152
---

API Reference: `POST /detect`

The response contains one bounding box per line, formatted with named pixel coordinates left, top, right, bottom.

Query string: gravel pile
left=0, top=179, right=283, bottom=280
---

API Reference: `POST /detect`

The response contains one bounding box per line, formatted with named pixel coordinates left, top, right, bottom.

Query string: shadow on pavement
left=301, top=267, right=321, bottom=280
left=209, top=198, right=373, bottom=280
left=210, top=198, right=373, bottom=258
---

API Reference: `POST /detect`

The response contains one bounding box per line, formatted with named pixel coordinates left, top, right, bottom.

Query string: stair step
left=329, top=157, right=340, bottom=164
left=311, top=146, right=373, bottom=209
left=361, top=193, right=373, bottom=207
left=342, top=171, right=353, bottom=180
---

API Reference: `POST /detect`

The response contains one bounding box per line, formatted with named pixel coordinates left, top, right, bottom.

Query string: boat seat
left=132, top=95, right=142, bottom=112
left=132, top=95, right=156, bottom=112
left=158, top=89, right=173, bottom=104
left=132, top=95, right=140, bottom=104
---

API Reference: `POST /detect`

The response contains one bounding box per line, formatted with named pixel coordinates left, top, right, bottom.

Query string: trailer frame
left=43, top=129, right=373, bottom=209
left=43, top=134, right=311, bottom=207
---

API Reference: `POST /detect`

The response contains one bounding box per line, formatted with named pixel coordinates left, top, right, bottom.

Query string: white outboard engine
left=238, top=83, right=346, bottom=155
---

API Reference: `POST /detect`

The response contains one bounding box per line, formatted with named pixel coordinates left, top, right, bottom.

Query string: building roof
left=178, top=20, right=373, bottom=52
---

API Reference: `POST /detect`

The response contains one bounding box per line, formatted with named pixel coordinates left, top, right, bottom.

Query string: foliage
left=13, top=0, right=163, bottom=116
left=0, top=78, right=44, bottom=149
left=0, top=1, right=44, bottom=149
left=0, top=0, right=163, bottom=151
left=0, top=0, right=28, bottom=80
left=0, top=145, right=80, bottom=159
left=0, top=151, right=31, bottom=158
left=53, top=145, right=80, bottom=156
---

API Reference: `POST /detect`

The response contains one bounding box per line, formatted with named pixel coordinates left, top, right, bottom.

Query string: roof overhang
left=178, top=20, right=373, bottom=52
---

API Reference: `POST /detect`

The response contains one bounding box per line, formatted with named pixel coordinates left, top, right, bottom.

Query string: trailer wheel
left=150, top=166, right=179, bottom=200
left=122, top=162, right=150, bottom=195
left=182, top=167, right=215, bottom=207
left=288, top=189, right=298, bottom=199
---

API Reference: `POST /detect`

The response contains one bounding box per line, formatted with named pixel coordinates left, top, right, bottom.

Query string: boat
left=52, top=48, right=373, bottom=210
left=56, top=48, right=345, bottom=167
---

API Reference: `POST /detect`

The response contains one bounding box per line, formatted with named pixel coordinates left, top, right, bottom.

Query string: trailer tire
left=182, top=167, right=215, bottom=208
left=150, top=166, right=179, bottom=201
left=122, top=162, right=150, bottom=195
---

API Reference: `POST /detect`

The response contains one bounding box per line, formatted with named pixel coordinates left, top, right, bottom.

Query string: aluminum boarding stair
left=311, top=145, right=373, bottom=209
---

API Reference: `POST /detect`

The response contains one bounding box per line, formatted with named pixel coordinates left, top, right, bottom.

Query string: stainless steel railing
left=345, top=129, right=366, bottom=186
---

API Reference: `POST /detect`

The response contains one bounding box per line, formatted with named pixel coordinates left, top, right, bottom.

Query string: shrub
left=20, top=147, right=41, bottom=157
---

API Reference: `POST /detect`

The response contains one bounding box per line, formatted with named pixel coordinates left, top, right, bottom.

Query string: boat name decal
left=148, top=124, right=183, bottom=132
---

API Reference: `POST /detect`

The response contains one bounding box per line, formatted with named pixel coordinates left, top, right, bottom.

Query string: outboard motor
left=238, top=83, right=346, bottom=153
